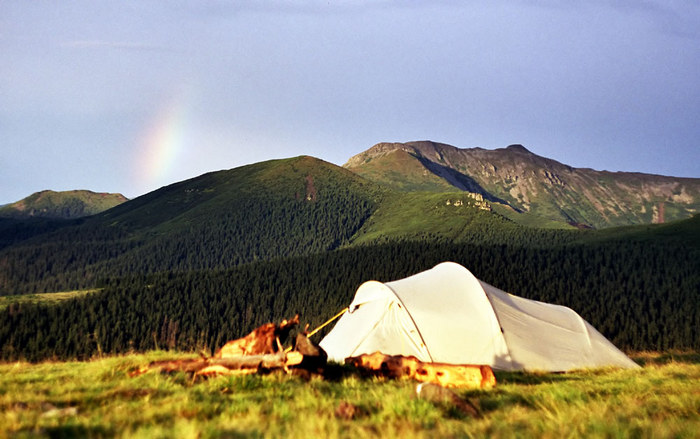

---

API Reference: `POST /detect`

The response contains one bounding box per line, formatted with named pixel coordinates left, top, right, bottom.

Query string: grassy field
left=0, top=352, right=698, bottom=438
left=0, top=290, right=100, bottom=311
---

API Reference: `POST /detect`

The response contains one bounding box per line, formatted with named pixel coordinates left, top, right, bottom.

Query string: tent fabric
left=320, top=262, right=639, bottom=372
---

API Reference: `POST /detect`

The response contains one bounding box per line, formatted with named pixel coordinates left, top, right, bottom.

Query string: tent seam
left=384, top=285, right=435, bottom=362
left=347, top=302, right=395, bottom=358
left=570, top=308, right=593, bottom=351
left=480, top=282, right=516, bottom=368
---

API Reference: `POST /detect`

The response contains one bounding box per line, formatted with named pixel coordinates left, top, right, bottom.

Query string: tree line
left=1, top=238, right=697, bottom=361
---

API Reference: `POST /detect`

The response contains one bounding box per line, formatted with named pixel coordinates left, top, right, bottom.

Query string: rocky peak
left=504, top=144, right=531, bottom=153
left=343, top=140, right=700, bottom=228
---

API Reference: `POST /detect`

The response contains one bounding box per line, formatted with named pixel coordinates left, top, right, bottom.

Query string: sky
left=1, top=1, right=699, bottom=204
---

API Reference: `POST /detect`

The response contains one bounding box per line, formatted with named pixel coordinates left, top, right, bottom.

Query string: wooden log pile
left=130, top=315, right=325, bottom=379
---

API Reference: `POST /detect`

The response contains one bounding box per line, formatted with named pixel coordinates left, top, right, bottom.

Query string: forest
left=1, top=236, right=697, bottom=361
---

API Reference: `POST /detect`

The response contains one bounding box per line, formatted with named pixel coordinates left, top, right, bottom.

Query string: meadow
left=0, top=290, right=100, bottom=311
left=0, top=351, right=698, bottom=438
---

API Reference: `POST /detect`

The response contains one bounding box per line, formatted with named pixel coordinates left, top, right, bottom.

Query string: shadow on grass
left=631, top=351, right=700, bottom=366
left=214, top=430, right=264, bottom=439
left=493, top=370, right=579, bottom=385
left=477, top=389, right=537, bottom=413
left=38, top=425, right=114, bottom=439
left=320, top=362, right=378, bottom=382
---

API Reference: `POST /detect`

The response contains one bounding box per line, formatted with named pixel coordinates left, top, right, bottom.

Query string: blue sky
left=1, top=1, right=699, bottom=203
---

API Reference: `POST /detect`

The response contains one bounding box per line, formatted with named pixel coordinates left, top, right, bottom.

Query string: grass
left=0, top=289, right=100, bottom=310
left=490, top=203, right=574, bottom=230
left=351, top=192, right=500, bottom=244
left=0, top=352, right=698, bottom=438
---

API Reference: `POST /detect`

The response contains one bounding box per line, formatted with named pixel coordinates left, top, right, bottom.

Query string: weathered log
left=346, top=352, right=496, bottom=389
left=131, top=351, right=304, bottom=377
left=209, top=351, right=303, bottom=370
left=130, top=316, right=315, bottom=378
left=195, top=365, right=257, bottom=377
left=214, top=315, right=300, bottom=358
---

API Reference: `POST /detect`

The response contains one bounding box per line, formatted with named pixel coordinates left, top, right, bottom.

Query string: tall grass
left=0, top=352, right=698, bottom=438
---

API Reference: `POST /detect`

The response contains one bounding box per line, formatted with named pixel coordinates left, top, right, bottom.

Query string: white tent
left=320, top=262, right=639, bottom=372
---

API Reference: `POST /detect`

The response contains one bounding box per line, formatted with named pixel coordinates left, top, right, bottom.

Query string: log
left=214, top=315, right=299, bottom=358
left=196, top=366, right=257, bottom=377
left=292, top=333, right=327, bottom=373
left=346, top=352, right=496, bottom=389
left=209, top=351, right=286, bottom=369
left=209, top=351, right=302, bottom=370
left=130, top=316, right=311, bottom=378
left=132, top=351, right=304, bottom=377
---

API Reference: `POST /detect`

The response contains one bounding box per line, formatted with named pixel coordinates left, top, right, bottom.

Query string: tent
left=320, top=262, right=639, bottom=371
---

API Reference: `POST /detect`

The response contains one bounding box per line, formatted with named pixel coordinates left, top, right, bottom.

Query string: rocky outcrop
left=345, top=141, right=700, bottom=228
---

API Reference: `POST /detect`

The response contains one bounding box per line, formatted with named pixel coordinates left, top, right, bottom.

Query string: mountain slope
left=0, top=156, right=382, bottom=294
left=345, top=141, right=700, bottom=228
left=0, top=190, right=127, bottom=219
left=2, top=152, right=699, bottom=297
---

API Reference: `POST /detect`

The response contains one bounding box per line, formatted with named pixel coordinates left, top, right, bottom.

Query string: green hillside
left=0, top=156, right=382, bottom=294
left=0, top=156, right=698, bottom=360
left=0, top=157, right=583, bottom=296
left=0, top=190, right=127, bottom=219
left=576, top=213, right=700, bottom=247
left=350, top=191, right=580, bottom=246
left=346, top=148, right=459, bottom=192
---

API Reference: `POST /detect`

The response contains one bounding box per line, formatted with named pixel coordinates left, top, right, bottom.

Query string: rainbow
left=134, top=94, right=188, bottom=193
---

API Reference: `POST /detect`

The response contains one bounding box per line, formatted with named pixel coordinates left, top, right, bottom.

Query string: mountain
left=0, top=190, right=128, bottom=220
left=0, top=156, right=382, bottom=294
left=345, top=141, right=700, bottom=228
left=3, top=153, right=699, bottom=295
left=0, top=154, right=598, bottom=295
left=1, top=154, right=698, bottom=359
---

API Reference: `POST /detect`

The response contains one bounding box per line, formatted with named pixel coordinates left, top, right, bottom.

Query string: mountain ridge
left=345, top=141, right=700, bottom=228
left=3, top=152, right=698, bottom=296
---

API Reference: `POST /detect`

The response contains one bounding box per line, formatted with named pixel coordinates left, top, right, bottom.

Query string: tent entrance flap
left=319, top=285, right=431, bottom=363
